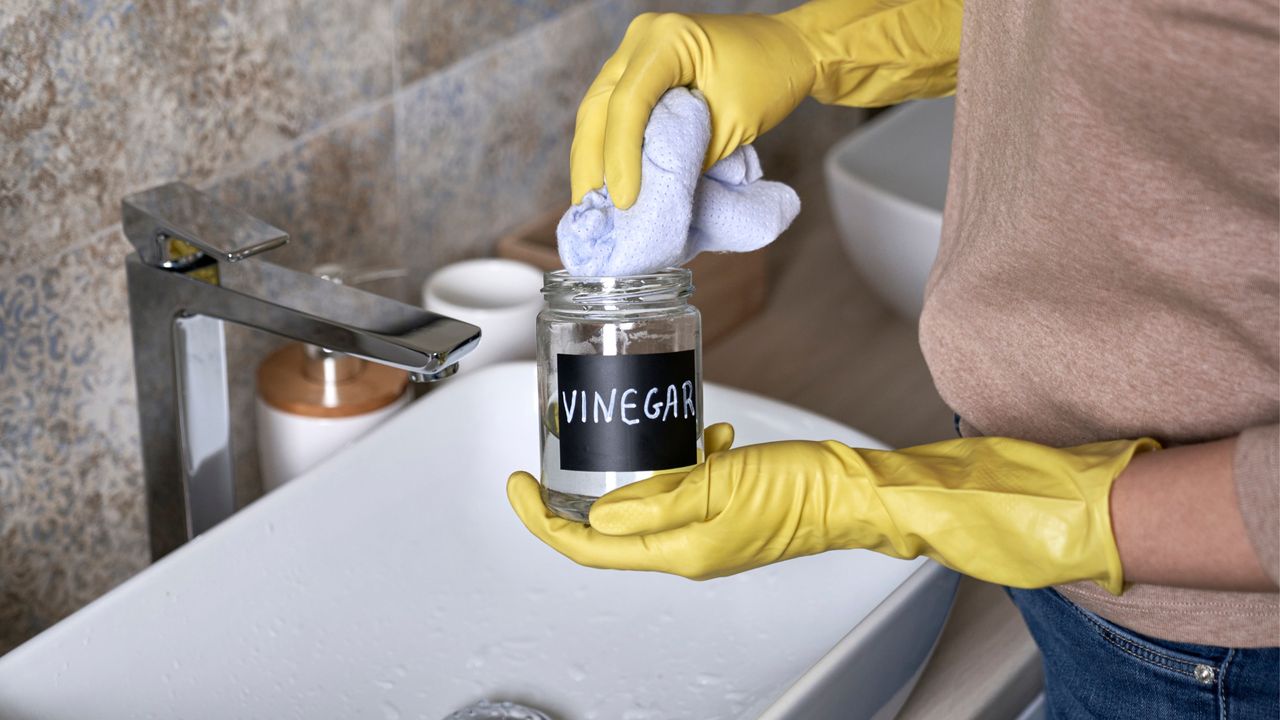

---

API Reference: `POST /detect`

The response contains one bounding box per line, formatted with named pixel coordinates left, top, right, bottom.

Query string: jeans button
left=1194, top=664, right=1216, bottom=685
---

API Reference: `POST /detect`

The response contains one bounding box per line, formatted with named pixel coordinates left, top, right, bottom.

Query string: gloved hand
left=571, top=0, right=964, bottom=208
left=508, top=432, right=1160, bottom=594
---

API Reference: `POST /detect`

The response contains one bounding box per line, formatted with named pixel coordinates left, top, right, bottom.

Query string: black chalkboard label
left=557, top=351, right=699, bottom=472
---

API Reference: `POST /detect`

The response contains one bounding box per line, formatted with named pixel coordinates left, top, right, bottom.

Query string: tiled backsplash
left=0, top=0, right=862, bottom=652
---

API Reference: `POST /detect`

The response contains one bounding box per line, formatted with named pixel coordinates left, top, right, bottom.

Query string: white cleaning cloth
left=557, top=88, right=800, bottom=277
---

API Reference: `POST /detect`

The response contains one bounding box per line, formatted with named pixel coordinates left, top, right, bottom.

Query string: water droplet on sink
left=374, top=678, right=394, bottom=690
left=694, top=673, right=721, bottom=687
left=381, top=700, right=402, bottom=719
left=568, top=663, right=586, bottom=682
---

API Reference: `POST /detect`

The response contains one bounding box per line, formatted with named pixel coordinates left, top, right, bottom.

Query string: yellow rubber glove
left=509, top=433, right=1160, bottom=594
left=571, top=0, right=963, bottom=207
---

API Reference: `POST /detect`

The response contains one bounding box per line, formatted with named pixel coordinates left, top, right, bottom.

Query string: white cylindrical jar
left=536, top=268, right=703, bottom=522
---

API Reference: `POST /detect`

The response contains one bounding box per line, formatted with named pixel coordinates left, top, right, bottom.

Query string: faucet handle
left=123, top=182, right=289, bottom=267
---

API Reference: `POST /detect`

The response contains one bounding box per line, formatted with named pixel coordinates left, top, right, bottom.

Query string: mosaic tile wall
left=0, top=0, right=863, bottom=652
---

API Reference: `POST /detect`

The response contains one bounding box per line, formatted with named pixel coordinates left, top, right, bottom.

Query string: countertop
left=703, top=175, right=1043, bottom=719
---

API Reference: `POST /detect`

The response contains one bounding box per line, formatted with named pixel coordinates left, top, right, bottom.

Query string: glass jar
left=537, top=268, right=703, bottom=522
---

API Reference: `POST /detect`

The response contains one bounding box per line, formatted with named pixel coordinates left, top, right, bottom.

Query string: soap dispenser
left=256, top=342, right=411, bottom=492
left=255, top=264, right=413, bottom=492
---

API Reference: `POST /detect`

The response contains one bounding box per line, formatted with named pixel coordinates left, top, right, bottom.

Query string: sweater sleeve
left=1234, top=424, right=1280, bottom=584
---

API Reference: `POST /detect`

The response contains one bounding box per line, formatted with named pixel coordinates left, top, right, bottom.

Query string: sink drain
left=443, top=700, right=553, bottom=720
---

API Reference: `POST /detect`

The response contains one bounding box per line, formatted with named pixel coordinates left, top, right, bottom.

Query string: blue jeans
left=1008, top=587, right=1280, bottom=719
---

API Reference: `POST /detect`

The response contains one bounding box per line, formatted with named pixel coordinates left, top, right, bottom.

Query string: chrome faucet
left=122, top=182, right=480, bottom=560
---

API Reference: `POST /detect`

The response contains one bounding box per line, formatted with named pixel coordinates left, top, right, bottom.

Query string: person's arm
left=511, top=422, right=1279, bottom=593
left=510, top=433, right=1159, bottom=593
left=1112, top=435, right=1278, bottom=591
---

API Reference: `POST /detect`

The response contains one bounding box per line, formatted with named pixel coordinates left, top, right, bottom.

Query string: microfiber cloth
left=557, top=88, right=800, bottom=276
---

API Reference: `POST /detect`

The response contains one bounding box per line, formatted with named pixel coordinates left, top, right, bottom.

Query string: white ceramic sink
left=0, top=362, right=957, bottom=719
left=825, top=97, right=955, bottom=320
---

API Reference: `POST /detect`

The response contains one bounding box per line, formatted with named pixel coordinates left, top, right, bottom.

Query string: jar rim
left=542, top=267, right=693, bottom=305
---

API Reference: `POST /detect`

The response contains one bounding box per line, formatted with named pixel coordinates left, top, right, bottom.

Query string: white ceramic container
left=423, top=258, right=544, bottom=371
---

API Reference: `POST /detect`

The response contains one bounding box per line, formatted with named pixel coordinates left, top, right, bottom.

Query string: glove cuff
left=776, top=0, right=962, bottom=107
left=1089, top=437, right=1162, bottom=595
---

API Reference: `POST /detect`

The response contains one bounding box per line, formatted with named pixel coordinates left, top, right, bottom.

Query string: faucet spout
left=122, top=183, right=481, bottom=559
left=181, top=256, right=480, bottom=376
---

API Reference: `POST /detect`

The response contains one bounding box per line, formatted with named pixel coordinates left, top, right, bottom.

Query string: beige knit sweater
left=919, top=0, right=1279, bottom=647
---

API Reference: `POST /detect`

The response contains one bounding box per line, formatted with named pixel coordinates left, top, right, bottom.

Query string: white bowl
left=824, top=97, right=955, bottom=320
